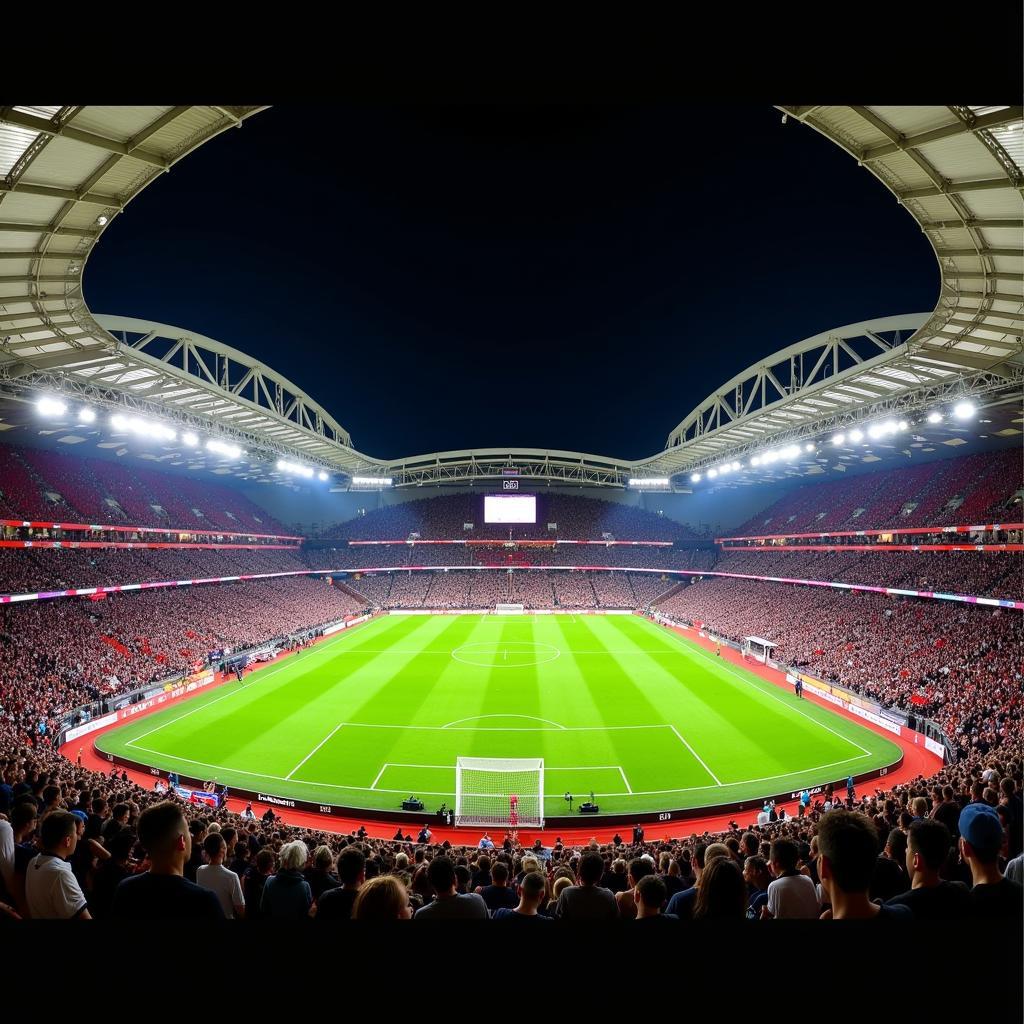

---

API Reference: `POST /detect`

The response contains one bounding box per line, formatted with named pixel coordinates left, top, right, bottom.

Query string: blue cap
left=959, top=803, right=1003, bottom=857
left=70, top=809, right=88, bottom=825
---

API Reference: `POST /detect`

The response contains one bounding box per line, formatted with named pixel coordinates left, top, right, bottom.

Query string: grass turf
left=96, top=613, right=901, bottom=818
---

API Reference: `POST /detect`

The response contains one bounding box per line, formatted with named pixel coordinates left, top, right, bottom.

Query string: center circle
left=451, top=640, right=561, bottom=668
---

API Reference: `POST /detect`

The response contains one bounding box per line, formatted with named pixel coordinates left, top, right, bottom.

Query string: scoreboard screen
left=484, top=494, right=536, bottom=524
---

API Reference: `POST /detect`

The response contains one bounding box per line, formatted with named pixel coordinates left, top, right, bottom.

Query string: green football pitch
left=96, top=613, right=901, bottom=819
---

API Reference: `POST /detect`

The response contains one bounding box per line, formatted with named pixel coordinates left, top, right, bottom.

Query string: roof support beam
left=898, top=178, right=1012, bottom=200
left=0, top=181, right=122, bottom=208
left=0, top=109, right=168, bottom=169
left=858, top=107, right=1023, bottom=162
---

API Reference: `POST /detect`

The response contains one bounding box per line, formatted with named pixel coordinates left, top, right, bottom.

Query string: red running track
left=63, top=613, right=943, bottom=846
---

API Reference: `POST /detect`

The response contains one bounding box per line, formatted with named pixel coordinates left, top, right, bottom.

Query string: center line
left=285, top=722, right=344, bottom=780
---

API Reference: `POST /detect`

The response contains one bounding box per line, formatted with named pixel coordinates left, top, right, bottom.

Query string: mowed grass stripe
left=97, top=614, right=903, bottom=815
left=636, top=617, right=886, bottom=760
left=604, top=615, right=854, bottom=781
left=561, top=615, right=720, bottom=791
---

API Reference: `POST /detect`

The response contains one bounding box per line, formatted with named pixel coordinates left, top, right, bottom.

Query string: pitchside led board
left=484, top=493, right=536, bottom=524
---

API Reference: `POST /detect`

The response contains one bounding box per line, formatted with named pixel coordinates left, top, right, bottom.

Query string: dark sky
left=85, top=104, right=938, bottom=462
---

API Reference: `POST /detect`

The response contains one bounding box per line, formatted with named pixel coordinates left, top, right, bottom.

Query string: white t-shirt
left=756, top=811, right=769, bottom=826
left=25, top=853, right=88, bottom=919
left=197, top=862, right=245, bottom=918
left=0, top=819, right=15, bottom=894
left=766, top=874, right=820, bottom=919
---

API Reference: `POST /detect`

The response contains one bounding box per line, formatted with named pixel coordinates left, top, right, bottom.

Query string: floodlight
left=849, top=429, right=864, bottom=443
left=707, top=468, right=718, bottom=478
left=77, top=407, right=96, bottom=423
left=36, top=397, right=67, bottom=417
left=832, top=433, right=845, bottom=445
left=953, top=401, right=975, bottom=420
left=182, top=432, right=199, bottom=447
left=926, top=411, right=942, bottom=424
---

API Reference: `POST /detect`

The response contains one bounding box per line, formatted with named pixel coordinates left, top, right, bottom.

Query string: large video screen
left=484, top=494, right=537, bottom=524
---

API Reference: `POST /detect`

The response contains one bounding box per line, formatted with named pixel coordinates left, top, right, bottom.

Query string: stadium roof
left=1, top=104, right=1020, bottom=490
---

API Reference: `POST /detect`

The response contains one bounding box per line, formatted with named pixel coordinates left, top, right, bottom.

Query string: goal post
left=455, top=757, right=544, bottom=828
left=495, top=603, right=525, bottom=614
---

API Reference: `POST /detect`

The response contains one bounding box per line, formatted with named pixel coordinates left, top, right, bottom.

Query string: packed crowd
left=340, top=571, right=680, bottom=611
left=654, top=579, right=1022, bottom=757
left=0, top=577, right=366, bottom=746
left=0, top=546, right=310, bottom=596
left=327, top=493, right=707, bottom=543
left=309, top=542, right=718, bottom=573
left=0, top=442, right=288, bottom=534
left=713, top=549, right=1021, bottom=600
left=1, top=730, right=1018, bottom=922
left=737, top=448, right=1020, bottom=536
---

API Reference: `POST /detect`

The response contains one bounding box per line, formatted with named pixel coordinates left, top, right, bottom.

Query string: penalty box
left=290, top=721, right=704, bottom=797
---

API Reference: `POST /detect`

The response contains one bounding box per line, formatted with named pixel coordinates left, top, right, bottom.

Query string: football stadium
left=0, top=103, right=1021, bottom=926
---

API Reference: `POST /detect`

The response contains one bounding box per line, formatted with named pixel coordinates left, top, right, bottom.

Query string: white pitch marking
left=123, top=627, right=374, bottom=748
left=441, top=714, right=567, bottom=730
left=618, top=766, right=633, bottom=795
left=128, top=743, right=872, bottom=799
left=649, top=621, right=872, bottom=757
left=667, top=724, right=723, bottom=787
left=285, top=722, right=344, bottom=780
left=339, top=721, right=669, bottom=732
left=369, top=764, right=389, bottom=790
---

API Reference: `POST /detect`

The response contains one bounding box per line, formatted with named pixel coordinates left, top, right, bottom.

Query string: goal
left=454, top=757, right=544, bottom=828
left=495, top=603, right=525, bottom=614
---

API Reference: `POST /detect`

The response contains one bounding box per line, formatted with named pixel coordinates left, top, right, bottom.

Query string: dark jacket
left=260, top=869, right=313, bottom=919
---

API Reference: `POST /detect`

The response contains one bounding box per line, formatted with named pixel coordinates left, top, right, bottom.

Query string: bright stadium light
left=690, top=472, right=701, bottom=483
left=782, top=445, right=800, bottom=460
left=96, top=215, right=109, bottom=226
left=628, top=478, right=670, bottom=488
left=750, top=456, right=761, bottom=466
left=731, top=461, right=741, bottom=471
left=318, top=471, right=329, bottom=481
left=182, top=431, right=199, bottom=447
left=37, top=397, right=67, bottom=417
left=707, top=468, right=718, bottom=479
left=953, top=401, right=976, bottom=420
left=804, top=443, right=814, bottom=452
left=898, top=420, right=908, bottom=430
left=927, top=411, right=943, bottom=424
left=77, top=407, right=96, bottom=423
left=849, top=429, right=864, bottom=443
left=351, top=476, right=394, bottom=488
left=207, top=439, right=242, bottom=459
left=868, top=423, right=884, bottom=440
left=832, top=433, right=845, bottom=445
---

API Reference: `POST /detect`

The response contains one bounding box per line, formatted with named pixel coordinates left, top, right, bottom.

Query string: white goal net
left=495, top=603, right=525, bottom=614
left=455, top=757, right=544, bottom=828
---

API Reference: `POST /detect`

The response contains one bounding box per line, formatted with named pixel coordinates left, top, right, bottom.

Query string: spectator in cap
left=958, top=803, right=1022, bottom=919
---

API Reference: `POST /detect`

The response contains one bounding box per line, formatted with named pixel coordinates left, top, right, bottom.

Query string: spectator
left=885, top=819, right=972, bottom=920
left=816, top=811, right=912, bottom=920
left=633, top=874, right=675, bottom=924
left=743, top=855, right=772, bottom=920
left=25, top=810, right=91, bottom=920
left=197, top=832, right=245, bottom=919
left=110, top=802, right=222, bottom=920
left=315, top=846, right=365, bottom=920
left=261, top=841, right=313, bottom=919
left=693, top=858, right=747, bottom=921
left=305, top=845, right=341, bottom=901
left=764, top=838, right=819, bottom=919
left=243, top=848, right=276, bottom=920
left=667, top=842, right=729, bottom=920
left=554, top=852, right=618, bottom=922
left=493, top=870, right=551, bottom=923
left=352, top=875, right=412, bottom=921
left=477, top=860, right=517, bottom=912
left=958, top=803, right=1023, bottom=919
left=413, top=857, right=488, bottom=920
left=90, top=831, right=136, bottom=919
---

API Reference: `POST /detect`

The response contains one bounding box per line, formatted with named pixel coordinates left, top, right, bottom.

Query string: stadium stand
left=735, top=449, right=1020, bottom=535
left=328, top=493, right=707, bottom=542
left=0, top=443, right=289, bottom=534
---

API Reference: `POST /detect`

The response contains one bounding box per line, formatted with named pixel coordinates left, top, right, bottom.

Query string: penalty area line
left=668, top=724, right=723, bottom=787
left=285, top=722, right=344, bottom=780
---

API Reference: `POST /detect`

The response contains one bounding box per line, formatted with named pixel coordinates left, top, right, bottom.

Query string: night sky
left=84, top=104, right=938, bottom=462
